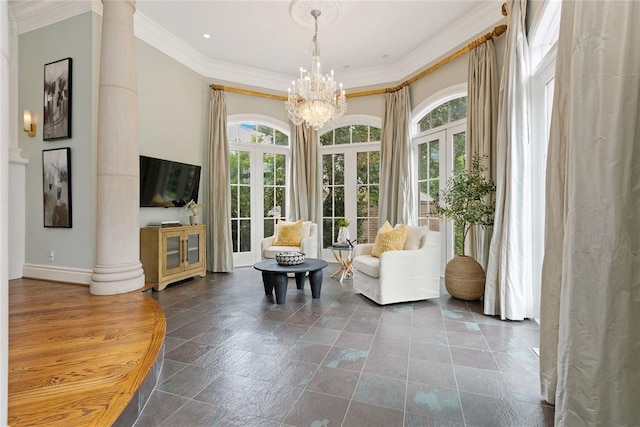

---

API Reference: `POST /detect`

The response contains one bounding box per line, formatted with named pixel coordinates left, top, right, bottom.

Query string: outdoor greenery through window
left=321, top=124, right=381, bottom=248
left=320, top=125, right=381, bottom=146
left=322, top=153, right=345, bottom=248
left=418, top=97, right=467, bottom=132
left=229, top=150, right=251, bottom=253
left=228, top=123, right=288, bottom=146
left=228, top=122, right=289, bottom=261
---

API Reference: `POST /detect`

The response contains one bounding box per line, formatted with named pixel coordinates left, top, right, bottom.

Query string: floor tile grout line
left=446, top=299, right=468, bottom=427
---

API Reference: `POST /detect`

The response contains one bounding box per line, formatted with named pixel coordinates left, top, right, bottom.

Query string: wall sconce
left=23, top=110, right=36, bottom=137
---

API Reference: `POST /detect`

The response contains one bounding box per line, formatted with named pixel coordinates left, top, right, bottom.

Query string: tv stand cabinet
left=140, top=225, right=206, bottom=291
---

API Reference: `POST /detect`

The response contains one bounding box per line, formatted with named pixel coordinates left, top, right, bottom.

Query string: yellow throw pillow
left=371, top=223, right=408, bottom=258
left=371, top=221, right=393, bottom=257
left=273, top=220, right=303, bottom=246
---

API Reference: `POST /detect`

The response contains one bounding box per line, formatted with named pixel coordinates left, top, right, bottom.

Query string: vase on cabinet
left=189, top=215, right=200, bottom=225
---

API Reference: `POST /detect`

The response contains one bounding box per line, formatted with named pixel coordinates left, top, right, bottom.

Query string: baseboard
left=23, top=263, right=92, bottom=285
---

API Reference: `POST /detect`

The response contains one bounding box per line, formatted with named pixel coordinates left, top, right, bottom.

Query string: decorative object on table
left=184, top=199, right=203, bottom=225
left=42, top=147, right=72, bottom=228
left=336, top=218, right=351, bottom=244
left=275, top=251, right=306, bottom=266
left=43, top=57, right=72, bottom=141
left=435, top=155, right=496, bottom=300
left=285, top=7, right=346, bottom=130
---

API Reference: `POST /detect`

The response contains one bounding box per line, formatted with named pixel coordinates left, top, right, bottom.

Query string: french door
left=413, top=122, right=466, bottom=274
left=229, top=146, right=288, bottom=266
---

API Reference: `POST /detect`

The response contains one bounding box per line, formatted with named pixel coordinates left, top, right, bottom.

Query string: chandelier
left=285, top=9, right=347, bottom=131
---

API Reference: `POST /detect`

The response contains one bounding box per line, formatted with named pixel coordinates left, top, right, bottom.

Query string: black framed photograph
left=43, top=147, right=72, bottom=228
left=43, top=57, right=72, bottom=141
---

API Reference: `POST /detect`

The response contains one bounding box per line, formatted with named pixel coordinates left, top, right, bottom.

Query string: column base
left=90, top=262, right=145, bottom=295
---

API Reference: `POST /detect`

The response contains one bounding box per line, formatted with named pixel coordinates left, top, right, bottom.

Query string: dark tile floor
left=134, top=267, right=554, bottom=427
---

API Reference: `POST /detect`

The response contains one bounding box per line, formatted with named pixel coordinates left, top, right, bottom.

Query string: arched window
left=413, top=87, right=467, bottom=270
left=227, top=116, right=289, bottom=266
left=319, top=118, right=382, bottom=252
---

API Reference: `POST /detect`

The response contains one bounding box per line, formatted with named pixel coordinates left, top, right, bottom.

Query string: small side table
left=329, top=245, right=354, bottom=283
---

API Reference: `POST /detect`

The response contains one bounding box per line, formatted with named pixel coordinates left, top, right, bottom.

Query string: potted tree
left=435, top=155, right=496, bottom=300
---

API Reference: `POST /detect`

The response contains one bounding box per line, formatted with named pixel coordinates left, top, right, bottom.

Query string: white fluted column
left=90, top=0, right=144, bottom=295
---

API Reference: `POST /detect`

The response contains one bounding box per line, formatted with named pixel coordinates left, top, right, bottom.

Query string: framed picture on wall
left=43, top=57, right=72, bottom=141
left=43, top=147, right=72, bottom=228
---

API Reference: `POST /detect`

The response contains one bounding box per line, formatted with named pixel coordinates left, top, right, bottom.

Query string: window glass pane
left=230, top=186, right=238, bottom=217
left=357, top=152, right=367, bottom=185
left=430, top=140, right=440, bottom=178
left=264, top=219, right=275, bottom=238
left=322, top=155, right=332, bottom=186
left=275, top=187, right=285, bottom=217
left=239, top=186, right=251, bottom=217
left=370, top=127, right=381, bottom=141
left=320, top=131, right=333, bottom=146
left=240, top=219, right=251, bottom=252
left=419, top=143, right=429, bottom=180
left=352, top=125, right=369, bottom=143
left=334, top=186, right=345, bottom=217
left=323, top=186, right=333, bottom=217
left=263, top=154, right=274, bottom=185
left=335, top=126, right=350, bottom=145
left=334, top=153, right=345, bottom=183
left=450, top=97, right=467, bottom=122
left=275, top=154, right=286, bottom=185
left=323, top=218, right=333, bottom=248
left=357, top=185, right=367, bottom=217
left=418, top=97, right=468, bottom=132
left=370, top=151, right=380, bottom=183
left=275, top=129, right=288, bottom=146
left=263, top=187, right=274, bottom=217
left=230, top=151, right=238, bottom=184
left=419, top=182, right=430, bottom=217
left=231, top=219, right=238, bottom=252
left=239, top=152, right=250, bottom=184
left=453, top=132, right=466, bottom=173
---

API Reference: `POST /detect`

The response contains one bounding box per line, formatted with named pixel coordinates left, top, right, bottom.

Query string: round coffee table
left=253, top=258, right=328, bottom=304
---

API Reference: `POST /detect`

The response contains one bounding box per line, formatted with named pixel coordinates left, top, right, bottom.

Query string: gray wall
left=137, top=39, right=206, bottom=226
left=19, top=12, right=96, bottom=269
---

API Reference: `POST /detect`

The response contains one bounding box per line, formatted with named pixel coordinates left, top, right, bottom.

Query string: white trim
left=319, top=114, right=382, bottom=134
left=12, top=0, right=101, bottom=35
left=227, top=114, right=290, bottom=136
left=23, top=263, right=93, bottom=285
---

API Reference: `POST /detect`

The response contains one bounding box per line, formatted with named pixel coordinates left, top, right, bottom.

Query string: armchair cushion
left=403, top=225, right=426, bottom=250
left=261, top=221, right=318, bottom=260
left=371, top=223, right=407, bottom=257
left=371, top=221, right=393, bottom=257
left=273, top=220, right=303, bottom=246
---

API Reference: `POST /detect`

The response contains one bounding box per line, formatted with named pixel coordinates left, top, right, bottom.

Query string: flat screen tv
left=139, top=155, right=201, bottom=207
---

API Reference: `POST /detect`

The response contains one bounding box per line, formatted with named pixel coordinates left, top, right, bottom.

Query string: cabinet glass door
left=184, top=228, right=205, bottom=271
left=162, top=230, right=184, bottom=276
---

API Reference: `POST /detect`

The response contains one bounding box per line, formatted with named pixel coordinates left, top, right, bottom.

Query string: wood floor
left=8, top=279, right=166, bottom=426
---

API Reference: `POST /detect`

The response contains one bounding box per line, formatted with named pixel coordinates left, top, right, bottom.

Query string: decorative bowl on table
left=275, top=251, right=306, bottom=266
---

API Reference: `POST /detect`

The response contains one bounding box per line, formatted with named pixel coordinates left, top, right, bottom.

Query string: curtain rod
left=210, top=23, right=507, bottom=100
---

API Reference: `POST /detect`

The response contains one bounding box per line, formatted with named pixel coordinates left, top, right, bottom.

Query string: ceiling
left=10, top=0, right=505, bottom=91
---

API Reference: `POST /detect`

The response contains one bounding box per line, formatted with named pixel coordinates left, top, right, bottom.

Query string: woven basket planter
left=444, top=255, right=486, bottom=300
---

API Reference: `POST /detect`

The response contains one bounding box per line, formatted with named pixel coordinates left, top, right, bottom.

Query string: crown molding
left=10, top=0, right=101, bottom=35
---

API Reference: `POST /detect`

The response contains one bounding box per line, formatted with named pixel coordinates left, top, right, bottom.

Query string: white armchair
left=261, top=220, right=318, bottom=260
left=352, top=225, right=440, bottom=305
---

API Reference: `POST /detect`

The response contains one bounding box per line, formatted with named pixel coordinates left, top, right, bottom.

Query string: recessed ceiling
left=10, top=0, right=505, bottom=91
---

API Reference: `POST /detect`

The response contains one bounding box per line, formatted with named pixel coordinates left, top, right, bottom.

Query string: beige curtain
left=540, top=1, right=640, bottom=424
left=205, top=88, right=233, bottom=272
left=466, top=39, right=498, bottom=271
left=379, top=86, right=414, bottom=226
left=287, top=123, right=322, bottom=256
left=484, top=0, right=534, bottom=320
